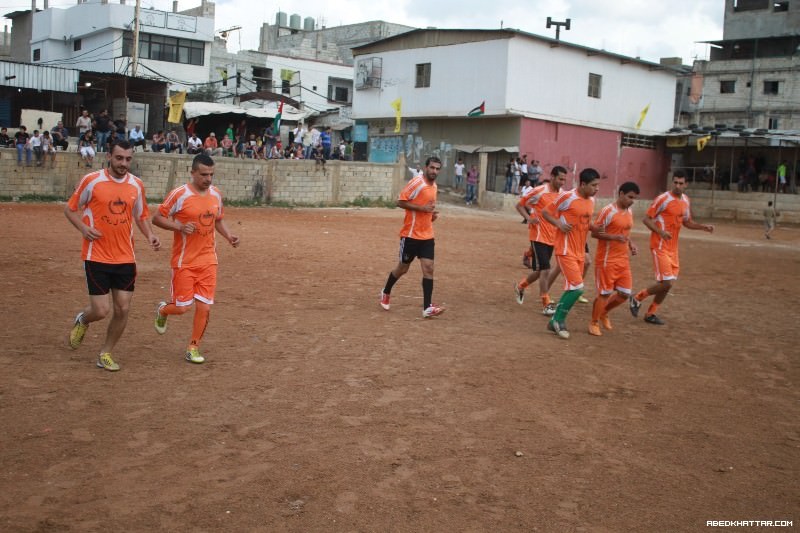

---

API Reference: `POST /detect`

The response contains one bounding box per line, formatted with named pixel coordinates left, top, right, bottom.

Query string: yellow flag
left=696, top=134, right=712, bottom=152
left=167, top=91, right=187, bottom=124
left=390, top=98, right=402, bottom=133
left=635, top=103, right=650, bottom=129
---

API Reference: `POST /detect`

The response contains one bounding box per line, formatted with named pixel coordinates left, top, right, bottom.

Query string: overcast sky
left=7, top=0, right=724, bottom=65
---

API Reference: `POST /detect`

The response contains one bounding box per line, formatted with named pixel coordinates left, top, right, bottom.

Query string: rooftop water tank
left=276, top=11, right=287, bottom=27
left=303, top=17, right=315, bottom=31
left=289, top=14, right=301, bottom=30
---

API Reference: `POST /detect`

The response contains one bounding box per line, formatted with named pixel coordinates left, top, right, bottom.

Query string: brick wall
left=0, top=148, right=403, bottom=205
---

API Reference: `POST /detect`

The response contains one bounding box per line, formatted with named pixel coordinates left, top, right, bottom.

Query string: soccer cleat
left=514, top=283, right=525, bottom=305
left=547, top=319, right=570, bottom=339
left=422, top=305, right=445, bottom=318
left=600, top=314, right=613, bottom=331
left=96, top=352, right=120, bottom=371
left=578, top=295, right=590, bottom=304
left=69, top=312, right=88, bottom=350
left=629, top=296, right=642, bottom=318
left=154, top=302, right=168, bottom=334
left=644, top=314, right=665, bottom=325
left=541, top=303, right=557, bottom=316
left=379, top=291, right=391, bottom=310
left=588, top=322, right=602, bottom=336
left=185, top=346, right=205, bottom=364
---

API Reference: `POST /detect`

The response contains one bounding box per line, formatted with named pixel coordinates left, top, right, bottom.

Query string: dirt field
left=0, top=201, right=798, bottom=532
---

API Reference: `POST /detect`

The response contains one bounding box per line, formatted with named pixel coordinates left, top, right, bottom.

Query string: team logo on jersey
left=198, top=209, right=215, bottom=226
left=109, top=197, right=127, bottom=215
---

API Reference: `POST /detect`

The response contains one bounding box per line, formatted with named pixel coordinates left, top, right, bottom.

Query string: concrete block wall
left=0, top=148, right=401, bottom=206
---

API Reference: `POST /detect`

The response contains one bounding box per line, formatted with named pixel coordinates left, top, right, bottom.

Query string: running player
left=588, top=181, right=640, bottom=336
left=541, top=168, right=600, bottom=339
left=152, top=153, right=240, bottom=363
left=629, top=170, right=714, bottom=325
left=65, top=140, right=161, bottom=371
left=513, top=166, right=567, bottom=316
left=380, top=156, right=445, bottom=318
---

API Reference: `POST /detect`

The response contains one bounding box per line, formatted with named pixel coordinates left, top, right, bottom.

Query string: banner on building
left=167, top=91, right=187, bottom=124
left=391, top=98, right=402, bottom=133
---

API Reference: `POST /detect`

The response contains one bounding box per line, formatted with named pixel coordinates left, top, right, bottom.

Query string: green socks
left=553, top=289, right=584, bottom=322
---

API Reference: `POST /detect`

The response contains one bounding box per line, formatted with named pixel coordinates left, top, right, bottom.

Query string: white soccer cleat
left=422, top=304, right=445, bottom=318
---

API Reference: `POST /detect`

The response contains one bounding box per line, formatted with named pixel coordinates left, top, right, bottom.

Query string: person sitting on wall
left=220, top=134, right=234, bottom=157
left=0, top=126, right=12, bottom=148
left=50, top=121, right=70, bottom=151
left=165, top=129, right=183, bottom=154
left=151, top=130, right=167, bottom=152
left=203, top=132, right=222, bottom=156
left=128, top=125, right=147, bottom=151
left=187, top=133, right=203, bottom=155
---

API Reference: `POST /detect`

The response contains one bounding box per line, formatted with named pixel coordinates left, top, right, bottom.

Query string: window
left=122, top=32, right=205, bottom=66
left=334, top=87, right=349, bottom=102
left=32, top=48, right=40, bottom=61
left=720, top=80, right=736, bottom=93
left=768, top=117, right=779, bottom=129
left=588, top=73, right=602, bottom=98
left=621, top=133, right=655, bottom=149
left=764, top=80, right=780, bottom=95
left=415, top=63, right=431, bottom=88
left=774, top=1, right=789, bottom=12
left=281, top=79, right=290, bottom=95
left=73, top=39, right=82, bottom=51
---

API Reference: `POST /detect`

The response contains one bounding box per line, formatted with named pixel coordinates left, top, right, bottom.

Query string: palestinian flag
left=467, top=101, right=485, bottom=117
left=273, top=101, right=284, bottom=133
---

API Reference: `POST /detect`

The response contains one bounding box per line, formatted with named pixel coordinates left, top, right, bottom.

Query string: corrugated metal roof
left=0, top=60, right=79, bottom=93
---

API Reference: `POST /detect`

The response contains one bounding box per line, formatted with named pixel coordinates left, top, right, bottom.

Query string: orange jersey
left=67, top=169, right=150, bottom=264
left=593, top=202, right=633, bottom=267
left=647, top=191, right=690, bottom=253
left=158, top=184, right=225, bottom=268
left=398, top=175, right=437, bottom=240
left=519, top=183, right=560, bottom=245
left=547, top=189, right=595, bottom=258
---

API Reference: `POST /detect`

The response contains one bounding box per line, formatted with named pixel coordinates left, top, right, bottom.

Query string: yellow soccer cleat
left=185, top=346, right=205, bottom=364
left=69, top=312, right=89, bottom=350
left=96, top=352, right=120, bottom=372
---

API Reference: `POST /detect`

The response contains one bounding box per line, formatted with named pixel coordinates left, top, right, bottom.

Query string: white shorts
left=80, top=146, right=95, bottom=158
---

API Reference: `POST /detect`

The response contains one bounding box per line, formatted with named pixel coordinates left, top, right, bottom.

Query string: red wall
left=519, top=119, right=669, bottom=199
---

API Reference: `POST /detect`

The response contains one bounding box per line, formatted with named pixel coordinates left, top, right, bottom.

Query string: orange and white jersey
left=398, top=175, right=437, bottom=240
left=67, top=169, right=150, bottom=264
left=594, top=202, right=633, bottom=267
left=547, top=189, right=595, bottom=258
left=647, top=191, right=690, bottom=253
left=158, top=184, right=224, bottom=268
left=519, top=183, right=560, bottom=245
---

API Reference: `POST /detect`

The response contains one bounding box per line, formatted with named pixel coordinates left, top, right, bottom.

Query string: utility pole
left=131, top=0, right=141, bottom=76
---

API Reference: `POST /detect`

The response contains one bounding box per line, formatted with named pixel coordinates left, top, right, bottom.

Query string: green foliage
left=186, top=84, right=219, bottom=103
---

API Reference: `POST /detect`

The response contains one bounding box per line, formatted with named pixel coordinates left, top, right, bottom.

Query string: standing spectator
left=293, top=123, right=307, bottom=151
left=302, top=127, right=314, bottom=159
left=308, top=126, right=321, bottom=160
left=465, top=164, right=478, bottom=205
left=203, top=132, right=222, bottom=156
left=15, top=125, right=32, bottom=166
left=764, top=201, right=779, bottom=239
left=186, top=133, right=203, bottom=155
left=76, top=109, right=92, bottom=137
left=151, top=130, right=167, bottom=152
left=114, top=114, right=127, bottom=141
left=344, top=141, right=353, bottom=161
left=235, top=120, right=247, bottom=145
left=454, top=158, right=465, bottom=190
left=30, top=129, right=43, bottom=166
left=504, top=157, right=515, bottom=193
left=338, top=139, right=347, bottom=160
left=185, top=118, right=197, bottom=138
left=225, top=123, right=235, bottom=142
left=165, top=129, right=183, bottom=154
left=512, top=157, right=522, bottom=194
left=520, top=155, right=529, bottom=188
left=41, top=131, right=57, bottom=168
left=51, top=121, right=70, bottom=151
left=529, top=159, right=543, bottom=186
left=0, top=126, right=12, bottom=147
left=128, top=125, right=146, bottom=151
left=777, top=161, right=787, bottom=194
left=93, top=109, right=112, bottom=152
left=320, top=127, right=332, bottom=160
left=79, top=130, right=96, bottom=167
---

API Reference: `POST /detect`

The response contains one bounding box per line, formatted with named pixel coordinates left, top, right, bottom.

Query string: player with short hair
left=541, top=168, right=601, bottom=339
left=152, top=153, right=240, bottom=364
left=588, top=181, right=640, bottom=336
left=65, top=140, right=161, bottom=371
left=380, top=156, right=445, bottom=318
left=514, top=165, right=567, bottom=315
left=629, top=170, right=714, bottom=325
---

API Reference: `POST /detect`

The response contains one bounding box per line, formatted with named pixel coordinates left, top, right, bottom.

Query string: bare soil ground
left=0, top=202, right=798, bottom=532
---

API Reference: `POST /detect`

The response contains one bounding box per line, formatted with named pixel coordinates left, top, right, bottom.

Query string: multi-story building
left=352, top=29, right=679, bottom=198
left=688, top=0, right=800, bottom=130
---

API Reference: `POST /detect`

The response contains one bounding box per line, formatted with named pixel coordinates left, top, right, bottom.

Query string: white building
left=24, top=0, right=214, bottom=90
left=352, top=29, right=678, bottom=198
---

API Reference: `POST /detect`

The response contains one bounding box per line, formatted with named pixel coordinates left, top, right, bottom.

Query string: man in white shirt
left=128, top=125, right=146, bottom=151
left=187, top=133, right=203, bottom=155
left=454, top=158, right=465, bottom=190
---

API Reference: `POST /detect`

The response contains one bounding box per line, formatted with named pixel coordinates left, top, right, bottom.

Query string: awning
left=182, top=101, right=311, bottom=122
left=453, top=144, right=518, bottom=153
